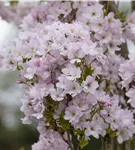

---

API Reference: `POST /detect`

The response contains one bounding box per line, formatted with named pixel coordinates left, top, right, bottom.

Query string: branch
left=77, top=143, right=81, bottom=150
left=132, top=0, right=135, bottom=11
left=100, top=0, right=119, bottom=13
left=60, top=8, right=78, bottom=23
left=67, top=130, right=74, bottom=150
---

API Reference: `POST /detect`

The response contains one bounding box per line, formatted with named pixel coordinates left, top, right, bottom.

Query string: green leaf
left=77, top=77, right=83, bottom=84
left=23, top=58, right=31, bottom=63
left=59, top=117, right=70, bottom=131
left=106, top=128, right=116, bottom=137
left=96, top=75, right=103, bottom=83
left=58, top=111, right=70, bottom=131
left=17, top=65, right=23, bottom=71
left=103, top=49, right=108, bottom=55
left=74, top=129, right=84, bottom=136
left=83, top=65, right=95, bottom=80
left=10, top=1, right=18, bottom=6
left=80, top=136, right=88, bottom=149
left=43, top=95, right=59, bottom=130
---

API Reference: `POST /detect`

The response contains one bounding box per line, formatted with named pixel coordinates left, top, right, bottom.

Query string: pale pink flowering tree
left=1, top=1, right=135, bottom=150
left=0, top=1, right=40, bottom=25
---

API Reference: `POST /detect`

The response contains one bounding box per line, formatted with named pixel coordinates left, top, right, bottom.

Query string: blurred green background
left=0, top=70, right=101, bottom=150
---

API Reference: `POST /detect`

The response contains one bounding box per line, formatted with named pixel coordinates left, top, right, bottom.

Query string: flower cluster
left=1, top=1, right=135, bottom=150
left=119, top=11, right=135, bottom=107
left=123, top=11, right=135, bottom=41
left=0, top=1, right=40, bottom=25
left=119, top=50, right=135, bottom=106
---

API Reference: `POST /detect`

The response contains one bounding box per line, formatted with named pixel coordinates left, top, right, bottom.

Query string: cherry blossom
left=1, top=1, right=135, bottom=150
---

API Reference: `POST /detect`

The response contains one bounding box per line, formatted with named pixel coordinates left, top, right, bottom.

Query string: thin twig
left=77, top=143, right=81, bottom=150
left=105, top=1, right=110, bottom=16
left=59, top=132, right=69, bottom=145
left=60, top=8, right=78, bottom=23
left=67, top=130, right=74, bottom=150
left=117, top=1, right=119, bottom=8
left=132, top=1, right=135, bottom=11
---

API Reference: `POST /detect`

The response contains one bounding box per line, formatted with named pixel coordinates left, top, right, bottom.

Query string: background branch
left=132, top=0, right=135, bottom=11
left=100, top=0, right=119, bottom=13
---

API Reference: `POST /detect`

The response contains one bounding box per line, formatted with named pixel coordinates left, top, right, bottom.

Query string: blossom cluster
left=119, top=51, right=135, bottom=106
left=119, top=8, right=135, bottom=108
left=1, top=1, right=135, bottom=150
left=0, top=1, right=40, bottom=25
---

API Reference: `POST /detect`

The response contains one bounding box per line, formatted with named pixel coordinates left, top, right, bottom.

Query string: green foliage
left=44, top=95, right=59, bottom=130
left=17, top=64, right=23, bottom=71
left=23, top=58, right=31, bottom=63
left=115, top=12, right=127, bottom=22
left=104, top=80, right=111, bottom=93
left=103, top=49, right=108, bottom=55
left=106, top=128, right=116, bottom=137
left=10, top=1, right=18, bottom=6
left=80, top=136, right=89, bottom=149
left=58, top=112, right=70, bottom=131
left=74, top=129, right=89, bottom=149
left=74, top=129, right=84, bottom=136
left=83, top=65, right=95, bottom=80
left=96, top=75, right=103, bottom=84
